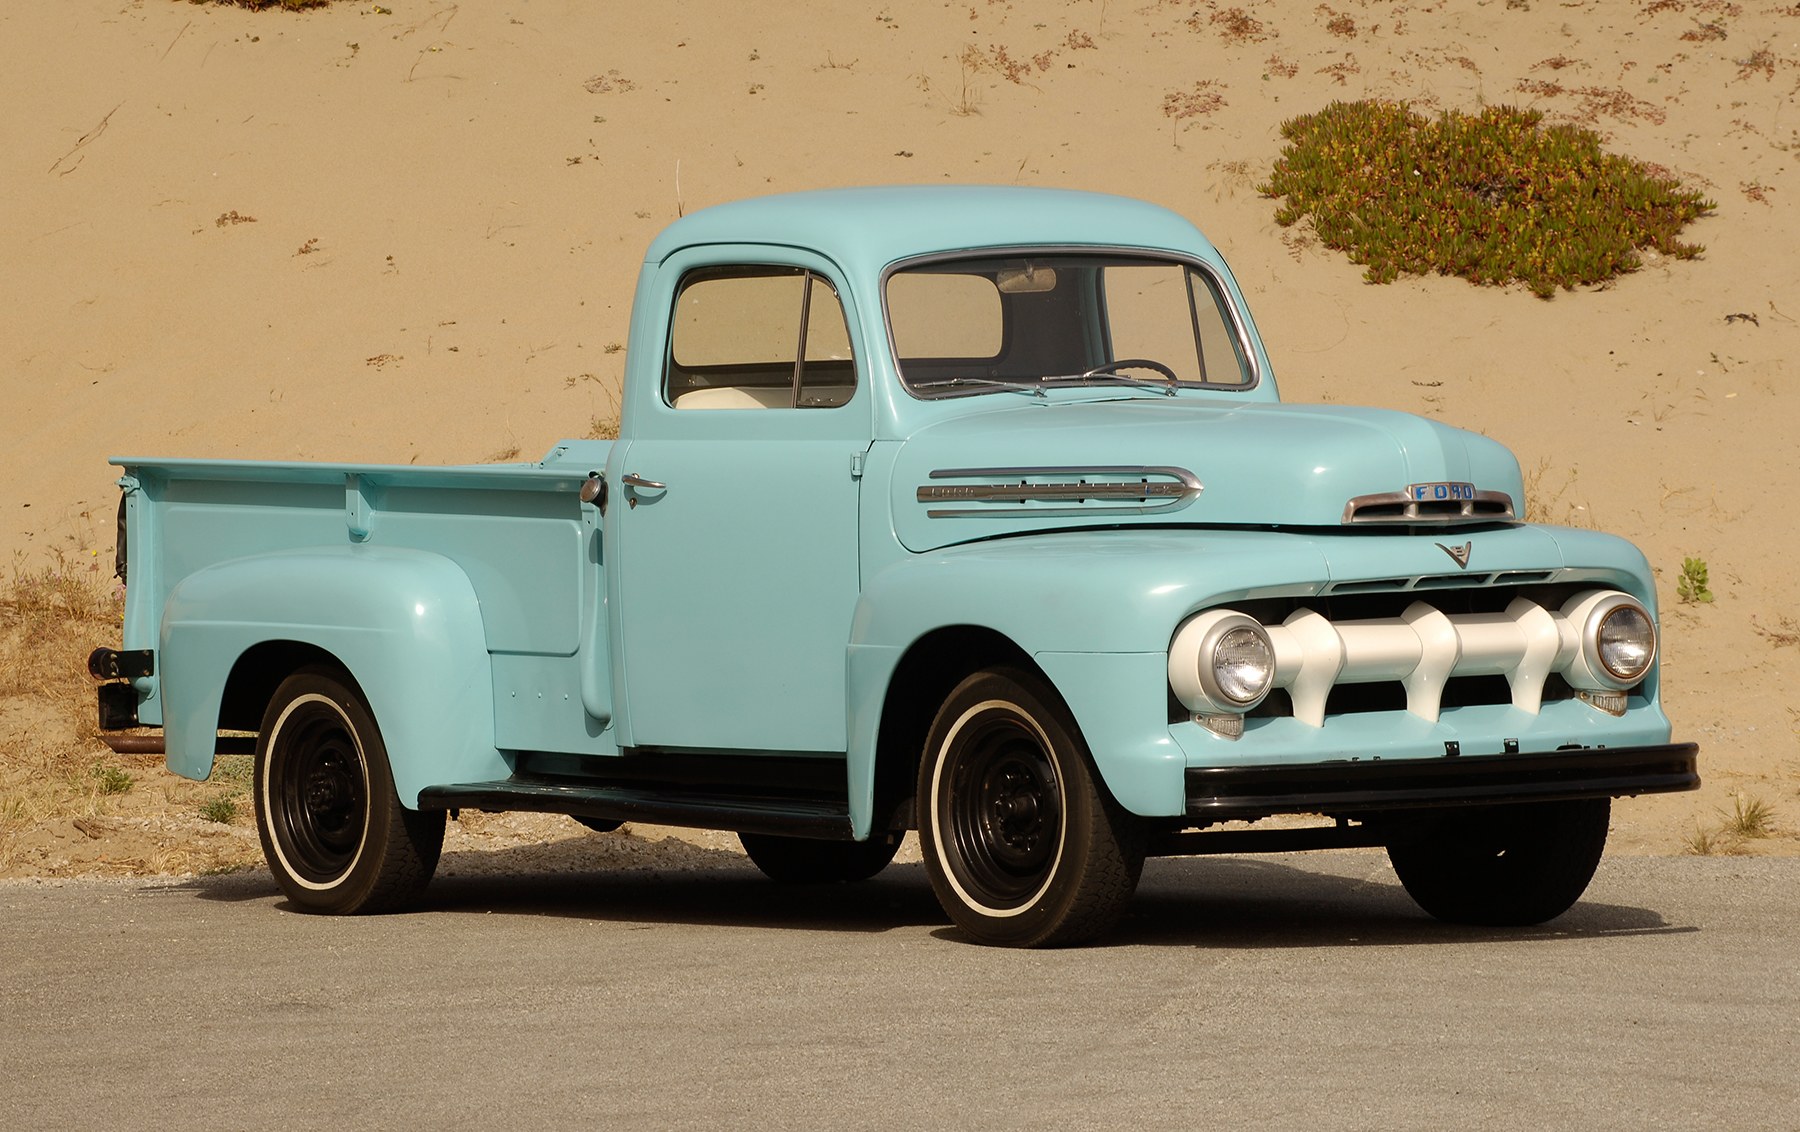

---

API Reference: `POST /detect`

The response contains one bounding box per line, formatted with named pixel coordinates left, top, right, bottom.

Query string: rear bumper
left=1185, top=742, right=1699, bottom=823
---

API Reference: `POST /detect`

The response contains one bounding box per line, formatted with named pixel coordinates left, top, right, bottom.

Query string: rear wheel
left=254, top=666, right=443, bottom=914
left=739, top=832, right=901, bottom=884
left=1386, top=798, right=1610, bottom=925
left=917, top=668, right=1144, bottom=947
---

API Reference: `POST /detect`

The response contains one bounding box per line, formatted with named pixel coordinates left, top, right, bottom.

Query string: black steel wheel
left=254, top=666, right=443, bottom=914
left=1386, top=798, right=1611, bottom=926
left=739, top=832, right=901, bottom=884
left=918, top=668, right=1144, bottom=947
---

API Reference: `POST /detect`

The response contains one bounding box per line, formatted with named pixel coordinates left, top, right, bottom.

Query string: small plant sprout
left=91, top=762, right=133, bottom=796
left=199, top=796, right=238, bottom=825
left=1676, top=557, right=1715, bottom=604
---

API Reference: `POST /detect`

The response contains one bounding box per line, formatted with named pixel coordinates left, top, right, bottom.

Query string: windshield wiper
left=1040, top=372, right=1177, bottom=396
left=911, top=376, right=1048, bottom=398
left=1041, top=358, right=1182, bottom=396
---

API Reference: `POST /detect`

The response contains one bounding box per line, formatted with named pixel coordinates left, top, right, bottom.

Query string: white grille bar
left=1268, top=596, right=1583, bottom=726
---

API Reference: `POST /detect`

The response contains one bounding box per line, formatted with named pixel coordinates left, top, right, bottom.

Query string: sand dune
left=4, top=0, right=1797, bottom=856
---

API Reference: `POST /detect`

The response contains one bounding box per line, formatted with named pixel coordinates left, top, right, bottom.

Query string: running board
left=418, top=774, right=853, bottom=840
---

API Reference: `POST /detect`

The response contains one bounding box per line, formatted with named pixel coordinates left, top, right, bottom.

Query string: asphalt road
left=3, top=852, right=1795, bottom=1130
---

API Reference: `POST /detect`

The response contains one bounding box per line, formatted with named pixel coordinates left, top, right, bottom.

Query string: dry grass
left=1192, top=7, right=1274, bottom=45
left=185, top=1, right=340, bottom=9
left=1751, top=615, right=1800, bottom=648
left=1162, top=80, right=1229, bottom=145
left=1522, top=457, right=1596, bottom=528
left=0, top=552, right=126, bottom=849
left=1723, top=794, right=1777, bottom=839
left=1683, top=822, right=1719, bottom=855
left=1, top=550, right=117, bottom=710
left=0, top=552, right=263, bottom=875
left=1513, top=80, right=1670, bottom=127
left=1686, top=792, right=1782, bottom=855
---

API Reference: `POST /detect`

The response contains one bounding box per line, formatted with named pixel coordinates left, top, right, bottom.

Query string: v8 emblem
left=1436, top=541, right=1473, bottom=569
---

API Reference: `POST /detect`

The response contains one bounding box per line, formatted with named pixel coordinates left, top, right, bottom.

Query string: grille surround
left=1169, top=586, right=1654, bottom=727
left=1342, top=488, right=1516, bottom=525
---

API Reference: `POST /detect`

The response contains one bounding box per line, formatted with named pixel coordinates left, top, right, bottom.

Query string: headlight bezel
left=1562, top=590, right=1658, bottom=692
left=1168, top=610, right=1276, bottom=715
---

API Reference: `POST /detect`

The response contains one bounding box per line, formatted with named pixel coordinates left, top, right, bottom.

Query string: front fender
left=159, top=546, right=500, bottom=805
left=848, top=532, right=1334, bottom=822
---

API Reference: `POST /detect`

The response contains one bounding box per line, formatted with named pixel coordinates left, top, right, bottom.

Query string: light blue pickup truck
left=91, top=186, right=1697, bottom=946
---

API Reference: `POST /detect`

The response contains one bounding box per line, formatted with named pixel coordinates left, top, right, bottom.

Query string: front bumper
left=1185, top=742, right=1698, bottom=823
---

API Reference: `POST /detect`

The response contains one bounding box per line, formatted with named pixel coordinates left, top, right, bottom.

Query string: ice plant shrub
left=1259, top=100, right=1715, bottom=297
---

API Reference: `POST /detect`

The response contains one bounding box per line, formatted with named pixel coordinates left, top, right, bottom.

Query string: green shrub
left=1259, top=100, right=1715, bottom=298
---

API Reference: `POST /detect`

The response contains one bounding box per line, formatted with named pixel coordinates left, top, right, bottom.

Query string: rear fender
left=159, top=546, right=500, bottom=805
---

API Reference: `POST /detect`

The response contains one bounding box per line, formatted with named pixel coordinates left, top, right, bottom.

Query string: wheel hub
left=988, top=766, right=1044, bottom=851
left=269, top=705, right=368, bottom=882
left=304, top=761, right=353, bottom=826
left=941, top=714, right=1065, bottom=909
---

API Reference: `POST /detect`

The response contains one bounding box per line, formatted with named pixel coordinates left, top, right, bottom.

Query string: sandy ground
left=3, top=0, right=1798, bottom=875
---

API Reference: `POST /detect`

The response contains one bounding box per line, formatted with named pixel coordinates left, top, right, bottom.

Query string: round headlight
left=1213, top=626, right=1275, bottom=704
left=1596, top=603, right=1655, bottom=683
left=1169, top=610, right=1276, bottom=715
left=1561, top=590, right=1658, bottom=693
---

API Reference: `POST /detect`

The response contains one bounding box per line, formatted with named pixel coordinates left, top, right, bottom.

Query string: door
left=611, top=250, right=869, bottom=754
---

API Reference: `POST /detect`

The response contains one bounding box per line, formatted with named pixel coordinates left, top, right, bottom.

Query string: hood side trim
left=919, top=465, right=1203, bottom=519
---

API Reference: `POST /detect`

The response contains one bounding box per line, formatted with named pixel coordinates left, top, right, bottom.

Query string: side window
left=1186, top=269, right=1253, bottom=386
left=666, top=266, right=856, bottom=409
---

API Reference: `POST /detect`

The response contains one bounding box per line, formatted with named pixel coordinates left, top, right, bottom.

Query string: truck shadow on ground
left=1112, top=856, right=1694, bottom=949
left=180, top=845, right=1692, bottom=948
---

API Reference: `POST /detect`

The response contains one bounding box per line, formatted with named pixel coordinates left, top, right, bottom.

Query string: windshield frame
left=882, top=245, right=1263, bottom=401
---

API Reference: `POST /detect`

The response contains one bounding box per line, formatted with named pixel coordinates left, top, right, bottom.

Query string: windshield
left=887, top=252, right=1256, bottom=398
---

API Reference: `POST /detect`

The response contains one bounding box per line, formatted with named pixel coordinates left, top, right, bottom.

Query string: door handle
left=621, top=472, right=666, bottom=491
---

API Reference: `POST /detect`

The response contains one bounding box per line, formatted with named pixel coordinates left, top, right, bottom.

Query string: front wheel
left=917, top=669, right=1144, bottom=947
left=254, top=666, right=444, bottom=914
left=1386, top=798, right=1611, bottom=926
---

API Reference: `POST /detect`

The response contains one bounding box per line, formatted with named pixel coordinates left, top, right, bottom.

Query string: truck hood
left=888, top=397, right=1525, bottom=553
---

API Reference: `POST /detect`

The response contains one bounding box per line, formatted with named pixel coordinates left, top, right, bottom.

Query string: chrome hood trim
left=917, top=465, right=1202, bottom=518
